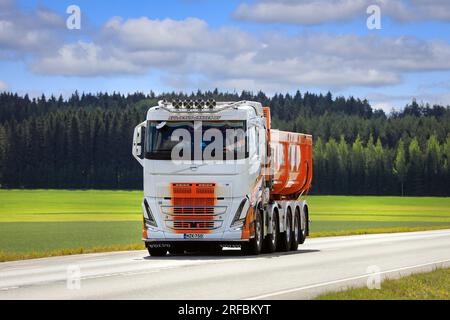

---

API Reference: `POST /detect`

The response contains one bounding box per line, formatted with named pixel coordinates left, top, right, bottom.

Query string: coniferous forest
left=0, top=90, right=449, bottom=196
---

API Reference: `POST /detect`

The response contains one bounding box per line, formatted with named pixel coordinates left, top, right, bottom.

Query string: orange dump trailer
left=263, top=108, right=313, bottom=200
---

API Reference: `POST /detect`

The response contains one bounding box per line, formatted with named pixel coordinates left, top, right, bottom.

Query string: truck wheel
left=242, top=211, right=263, bottom=255
left=147, top=247, right=167, bottom=257
left=263, top=212, right=278, bottom=253
left=291, top=208, right=300, bottom=251
left=298, top=206, right=307, bottom=244
left=278, top=210, right=292, bottom=252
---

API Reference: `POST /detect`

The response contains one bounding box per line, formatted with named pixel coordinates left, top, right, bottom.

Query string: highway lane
left=0, top=229, right=449, bottom=299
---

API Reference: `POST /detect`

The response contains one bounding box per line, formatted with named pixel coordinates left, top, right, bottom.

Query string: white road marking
left=0, top=286, right=19, bottom=291
left=245, top=258, right=450, bottom=300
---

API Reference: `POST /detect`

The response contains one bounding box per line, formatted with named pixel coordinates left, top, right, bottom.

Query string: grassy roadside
left=1, top=190, right=449, bottom=262
left=0, top=243, right=145, bottom=263
left=310, top=225, right=450, bottom=238
left=317, top=268, right=450, bottom=300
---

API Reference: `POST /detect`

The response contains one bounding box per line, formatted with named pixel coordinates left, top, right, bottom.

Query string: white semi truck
left=132, top=100, right=313, bottom=256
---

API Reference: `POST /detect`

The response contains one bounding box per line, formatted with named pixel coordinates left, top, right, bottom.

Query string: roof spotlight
left=195, top=99, right=204, bottom=109
left=206, top=99, right=216, bottom=109
left=184, top=99, right=194, bottom=109
left=172, top=99, right=181, bottom=109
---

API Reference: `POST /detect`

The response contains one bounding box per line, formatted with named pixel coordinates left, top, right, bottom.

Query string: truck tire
left=278, top=209, right=292, bottom=252
left=147, top=247, right=167, bottom=257
left=291, top=207, right=300, bottom=251
left=298, top=206, right=307, bottom=244
left=242, top=211, right=263, bottom=255
left=263, top=212, right=279, bottom=253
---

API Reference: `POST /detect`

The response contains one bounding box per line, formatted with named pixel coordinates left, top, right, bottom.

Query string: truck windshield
left=145, top=120, right=247, bottom=160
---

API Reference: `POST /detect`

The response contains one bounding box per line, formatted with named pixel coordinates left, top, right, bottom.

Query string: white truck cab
left=133, top=100, right=312, bottom=256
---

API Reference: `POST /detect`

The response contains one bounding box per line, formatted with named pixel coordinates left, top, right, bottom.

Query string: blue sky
left=1, top=0, right=450, bottom=111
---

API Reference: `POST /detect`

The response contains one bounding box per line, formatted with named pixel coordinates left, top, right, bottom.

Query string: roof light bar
left=167, top=99, right=217, bottom=109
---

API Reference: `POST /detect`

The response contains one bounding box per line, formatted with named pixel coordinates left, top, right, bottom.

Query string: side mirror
left=132, top=122, right=146, bottom=165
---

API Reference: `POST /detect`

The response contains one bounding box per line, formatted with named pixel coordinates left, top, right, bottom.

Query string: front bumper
left=145, top=240, right=246, bottom=250
left=143, top=228, right=246, bottom=242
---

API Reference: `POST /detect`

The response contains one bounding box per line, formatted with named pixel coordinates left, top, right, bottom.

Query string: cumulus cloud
left=32, top=16, right=258, bottom=77
left=2, top=0, right=450, bottom=95
left=101, top=17, right=254, bottom=54
left=0, top=2, right=65, bottom=55
left=29, top=15, right=450, bottom=91
left=368, top=91, right=450, bottom=112
left=32, top=41, right=145, bottom=76
left=233, top=0, right=450, bottom=25
left=234, top=0, right=367, bottom=25
left=143, top=32, right=450, bottom=91
left=0, top=80, right=8, bottom=91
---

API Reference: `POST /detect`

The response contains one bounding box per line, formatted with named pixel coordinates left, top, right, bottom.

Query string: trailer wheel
left=279, top=209, right=292, bottom=252
left=147, top=247, right=167, bottom=257
left=291, top=207, right=300, bottom=250
left=263, top=210, right=278, bottom=253
left=242, top=211, right=263, bottom=255
left=299, top=206, right=307, bottom=244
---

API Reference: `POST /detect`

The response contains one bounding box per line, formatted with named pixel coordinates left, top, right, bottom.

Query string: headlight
left=230, top=198, right=248, bottom=229
left=143, top=198, right=157, bottom=227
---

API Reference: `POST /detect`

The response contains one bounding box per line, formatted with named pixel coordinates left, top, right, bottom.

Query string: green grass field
left=317, top=268, right=450, bottom=300
left=0, top=190, right=449, bottom=261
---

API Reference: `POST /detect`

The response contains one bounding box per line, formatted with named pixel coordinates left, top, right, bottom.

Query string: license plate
left=184, top=233, right=204, bottom=240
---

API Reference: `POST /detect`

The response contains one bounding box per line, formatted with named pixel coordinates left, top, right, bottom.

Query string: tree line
left=0, top=90, right=449, bottom=195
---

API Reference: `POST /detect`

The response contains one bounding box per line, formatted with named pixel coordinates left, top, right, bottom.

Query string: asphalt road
left=1, top=229, right=449, bottom=300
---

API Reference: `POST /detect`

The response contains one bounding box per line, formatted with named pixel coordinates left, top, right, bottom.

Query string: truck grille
left=173, top=198, right=215, bottom=207
left=173, top=221, right=215, bottom=230
left=173, top=207, right=214, bottom=215
left=167, top=183, right=219, bottom=232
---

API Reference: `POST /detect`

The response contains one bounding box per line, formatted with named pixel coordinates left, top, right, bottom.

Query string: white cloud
left=233, top=0, right=450, bottom=25
left=101, top=16, right=254, bottom=54
left=2, top=1, right=450, bottom=97
left=32, top=16, right=258, bottom=78
left=167, top=33, right=450, bottom=91
left=0, top=0, right=13, bottom=10
left=386, top=0, right=450, bottom=23
left=234, top=0, right=367, bottom=25
left=0, top=3, right=65, bottom=54
left=32, top=41, right=145, bottom=76
left=368, top=90, right=450, bottom=112
left=0, top=80, right=8, bottom=91
left=28, top=16, right=450, bottom=91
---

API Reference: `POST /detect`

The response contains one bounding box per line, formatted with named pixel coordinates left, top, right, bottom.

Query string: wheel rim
left=301, top=211, right=306, bottom=235
left=256, top=216, right=261, bottom=247
left=271, top=218, right=276, bottom=246
left=286, top=215, right=291, bottom=243
left=294, top=215, right=299, bottom=241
